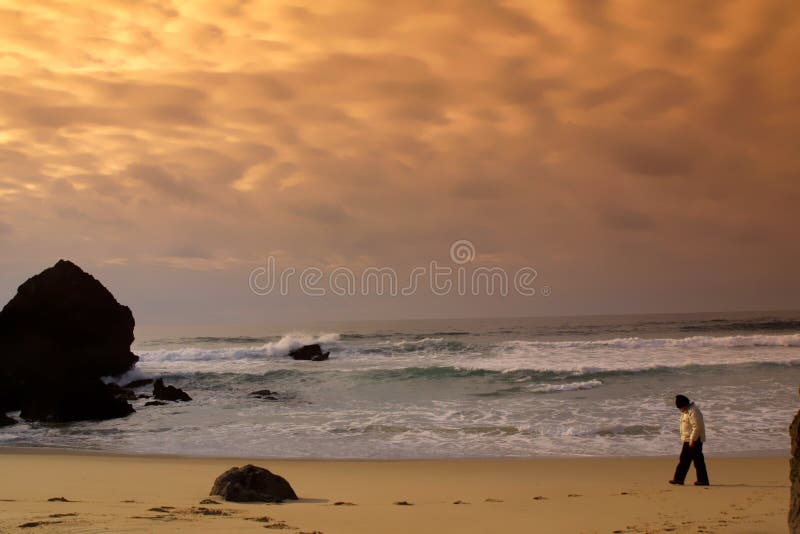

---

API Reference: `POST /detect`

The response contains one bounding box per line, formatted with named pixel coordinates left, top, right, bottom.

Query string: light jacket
left=680, top=403, right=706, bottom=443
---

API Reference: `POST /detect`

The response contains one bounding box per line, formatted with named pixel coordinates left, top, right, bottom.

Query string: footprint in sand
left=262, top=520, right=296, bottom=529
left=532, top=496, right=548, bottom=500
left=130, top=515, right=178, bottom=522
left=453, top=500, right=469, bottom=505
left=190, top=506, right=231, bottom=516
left=245, top=516, right=273, bottom=523
left=484, top=498, right=503, bottom=503
left=393, top=501, right=413, bottom=506
left=148, top=506, right=175, bottom=513
left=333, top=501, right=356, bottom=506
left=47, top=497, right=73, bottom=502
left=19, top=521, right=63, bottom=529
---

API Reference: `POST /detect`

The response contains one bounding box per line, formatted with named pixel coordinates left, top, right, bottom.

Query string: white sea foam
left=137, top=332, right=341, bottom=363
left=527, top=379, right=603, bottom=393
left=127, top=330, right=800, bottom=379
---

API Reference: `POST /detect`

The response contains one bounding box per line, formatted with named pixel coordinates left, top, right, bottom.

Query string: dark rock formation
left=19, top=378, right=135, bottom=422
left=0, top=412, right=16, bottom=427
left=0, top=260, right=138, bottom=420
left=123, top=379, right=153, bottom=389
left=790, top=389, right=800, bottom=533
left=250, top=389, right=278, bottom=400
left=153, top=379, right=192, bottom=402
left=210, top=465, right=298, bottom=503
left=144, top=400, right=167, bottom=407
left=105, top=383, right=138, bottom=401
left=288, top=344, right=329, bottom=361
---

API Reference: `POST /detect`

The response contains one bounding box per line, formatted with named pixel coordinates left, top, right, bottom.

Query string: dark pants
left=673, top=441, right=709, bottom=484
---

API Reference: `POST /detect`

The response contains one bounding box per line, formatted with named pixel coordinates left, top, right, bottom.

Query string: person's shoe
left=668, top=480, right=683, bottom=485
left=694, top=481, right=710, bottom=486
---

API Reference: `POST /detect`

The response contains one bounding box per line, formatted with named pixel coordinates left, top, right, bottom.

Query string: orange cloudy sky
left=0, top=0, right=798, bottom=323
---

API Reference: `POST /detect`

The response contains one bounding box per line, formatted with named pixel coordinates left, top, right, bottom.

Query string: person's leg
left=672, top=442, right=692, bottom=483
left=692, top=441, right=710, bottom=485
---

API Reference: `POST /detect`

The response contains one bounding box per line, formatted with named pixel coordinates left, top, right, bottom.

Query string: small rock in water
left=288, top=344, right=330, bottom=361
left=152, top=379, right=191, bottom=402
left=250, top=389, right=278, bottom=400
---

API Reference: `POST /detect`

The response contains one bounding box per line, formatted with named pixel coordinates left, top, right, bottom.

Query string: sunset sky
left=0, top=0, right=798, bottom=324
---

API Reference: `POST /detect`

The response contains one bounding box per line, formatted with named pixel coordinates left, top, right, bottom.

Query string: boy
left=669, top=394, right=710, bottom=486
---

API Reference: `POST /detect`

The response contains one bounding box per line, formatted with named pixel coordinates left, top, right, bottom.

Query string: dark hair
left=675, top=395, right=690, bottom=408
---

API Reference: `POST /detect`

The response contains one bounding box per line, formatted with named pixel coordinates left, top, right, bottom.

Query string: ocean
left=2, top=312, right=799, bottom=459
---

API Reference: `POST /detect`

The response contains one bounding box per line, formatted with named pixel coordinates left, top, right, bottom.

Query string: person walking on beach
left=669, top=394, right=710, bottom=486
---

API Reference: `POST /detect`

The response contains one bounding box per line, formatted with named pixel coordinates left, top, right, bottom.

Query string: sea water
left=2, top=312, right=799, bottom=459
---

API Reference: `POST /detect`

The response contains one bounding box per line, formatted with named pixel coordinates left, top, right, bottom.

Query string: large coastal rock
left=19, top=378, right=135, bottom=422
left=0, top=260, right=138, bottom=420
left=790, top=391, right=800, bottom=533
left=0, top=412, right=16, bottom=427
left=210, top=464, right=298, bottom=503
left=289, top=343, right=329, bottom=361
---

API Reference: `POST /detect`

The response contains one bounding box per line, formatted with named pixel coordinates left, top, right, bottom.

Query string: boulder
left=288, top=344, right=330, bottom=361
left=790, top=390, right=800, bottom=533
left=210, top=465, right=298, bottom=503
left=19, top=378, right=135, bottom=422
left=145, top=400, right=167, bottom=407
left=0, top=260, right=138, bottom=418
left=0, top=412, right=16, bottom=427
left=153, top=379, right=192, bottom=402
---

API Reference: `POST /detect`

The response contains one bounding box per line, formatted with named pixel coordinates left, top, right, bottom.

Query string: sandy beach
left=0, top=448, right=788, bottom=533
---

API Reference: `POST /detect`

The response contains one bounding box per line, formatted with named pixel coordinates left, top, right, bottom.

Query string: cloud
left=612, top=140, right=698, bottom=177
left=0, top=0, right=798, bottom=320
left=291, top=203, right=352, bottom=225
left=125, top=163, right=202, bottom=200
left=601, top=210, right=656, bottom=232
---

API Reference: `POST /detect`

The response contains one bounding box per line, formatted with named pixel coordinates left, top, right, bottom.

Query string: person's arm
left=689, top=409, right=704, bottom=445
